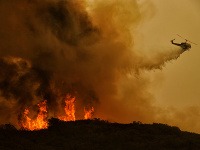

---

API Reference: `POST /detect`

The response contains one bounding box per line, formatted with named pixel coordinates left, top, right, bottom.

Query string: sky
left=136, top=0, right=200, bottom=132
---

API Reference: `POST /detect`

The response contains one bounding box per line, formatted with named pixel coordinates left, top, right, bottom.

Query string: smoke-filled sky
left=136, top=0, right=200, bottom=133
left=150, top=0, right=200, bottom=109
left=0, top=0, right=199, bottom=133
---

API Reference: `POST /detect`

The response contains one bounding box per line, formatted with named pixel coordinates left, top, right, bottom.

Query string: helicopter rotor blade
left=177, top=34, right=188, bottom=42
left=177, top=34, right=186, bottom=39
left=187, top=40, right=197, bottom=45
left=176, top=34, right=197, bottom=45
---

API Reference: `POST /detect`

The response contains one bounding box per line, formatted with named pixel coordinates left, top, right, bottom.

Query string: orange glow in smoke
left=21, top=100, right=48, bottom=131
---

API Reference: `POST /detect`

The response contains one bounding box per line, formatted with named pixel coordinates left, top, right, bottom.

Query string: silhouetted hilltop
left=0, top=118, right=200, bottom=150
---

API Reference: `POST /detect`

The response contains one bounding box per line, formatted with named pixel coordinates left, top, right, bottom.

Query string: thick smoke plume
left=0, top=0, right=186, bottom=128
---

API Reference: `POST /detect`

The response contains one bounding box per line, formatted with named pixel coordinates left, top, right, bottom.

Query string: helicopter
left=171, top=34, right=197, bottom=50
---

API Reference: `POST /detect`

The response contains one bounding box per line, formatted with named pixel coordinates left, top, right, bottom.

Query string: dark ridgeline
left=0, top=119, right=200, bottom=150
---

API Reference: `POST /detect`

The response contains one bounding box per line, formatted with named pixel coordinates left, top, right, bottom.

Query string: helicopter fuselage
left=171, top=40, right=191, bottom=50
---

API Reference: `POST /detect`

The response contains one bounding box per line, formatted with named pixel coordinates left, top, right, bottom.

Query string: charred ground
left=0, top=119, right=200, bottom=150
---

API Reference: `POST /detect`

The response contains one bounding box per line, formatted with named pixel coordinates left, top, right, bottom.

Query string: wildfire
left=20, top=100, right=48, bottom=131
left=84, top=106, right=94, bottom=120
left=59, top=95, right=76, bottom=121
left=19, top=95, right=95, bottom=130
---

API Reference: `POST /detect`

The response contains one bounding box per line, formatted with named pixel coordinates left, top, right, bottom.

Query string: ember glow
left=20, top=100, right=48, bottom=131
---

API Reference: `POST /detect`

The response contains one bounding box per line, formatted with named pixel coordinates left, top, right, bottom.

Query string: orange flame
left=21, top=100, right=48, bottom=130
left=59, top=95, right=76, bottom=121
left=84, top=106, right=94, bottom=120
left=19, top=95, right=95, bottom=130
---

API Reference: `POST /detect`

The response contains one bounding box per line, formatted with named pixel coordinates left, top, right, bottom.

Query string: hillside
left=0, top=118, right=200, bottom=150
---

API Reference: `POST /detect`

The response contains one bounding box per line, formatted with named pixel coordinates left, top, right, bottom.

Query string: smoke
left=0, top=0, right=187, bottom=129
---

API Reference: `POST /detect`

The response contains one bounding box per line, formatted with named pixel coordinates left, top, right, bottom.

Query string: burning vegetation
left=19, top=100, right=48, bottom=131
left=58, top=95, right=76, bottom=122
left=84, top=106, right=95, bottom=120
left=19, top=95, right=94, bottom=130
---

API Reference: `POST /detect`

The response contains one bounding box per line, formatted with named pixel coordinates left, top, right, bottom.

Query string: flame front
left=20, top=100, right=48, bottom=131
left=59, top=95, right=76, bottom=121
left=84, top=106, right=94, bottom=120
left=19, top=95, right=95, bottom=130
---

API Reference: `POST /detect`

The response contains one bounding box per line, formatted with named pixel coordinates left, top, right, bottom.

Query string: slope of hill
left=0, top=118, right=200, bottom=150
